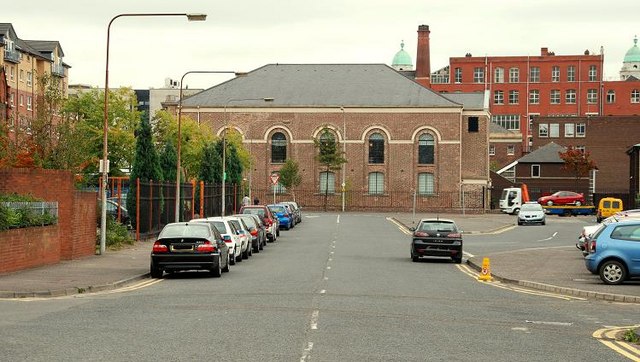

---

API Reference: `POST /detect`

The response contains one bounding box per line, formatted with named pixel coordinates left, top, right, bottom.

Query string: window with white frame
left=576, top=123, right=586, bottom=137
left=576, top=145, right=586, bottom=153
left=489, top=145, right=495, bottom=156
left=27, top=72, right=32, bottom=87
left=632, top=89, right=640, bottom=103
left=473, top=67, right=484, bottom=83
left=509, top=67, right=519, bottom=83
left=587, top=89, right=597, bottom=104
left=531, top=164, right=540, bottom=178
left=27, top=96, right=32, bottom=110
left=509, top=90, right=519, bottom=104
left=507, top=145, right=515, bottom=155
left=454, top=68, right=462, bottom=83
left=10, top=66, right=15, bottom=81
left=567, top=66, right=576, bottom=81
left=9, top=93, right=14, bottom=107
left=319, top=171, right=335, bottom=194
left=529, top=89, right=540, bottom=104
left=551, top=66, right=560, bottom=82
left=565, top=89, right=576, bottom=104
left=588, top=65, right=598, bottom=81
left=417, top=173, right=435, bottom=195
left=607, top=90, right=615, bottom=103
left=491, top=114, right=520, bottom=130
left=549, top=123, right=559, bottom=137
left=418, top=133, right=435, bottom=164
left=494, top=67, right=504, bottom=83
left=564, top=123, right=575, bottom=137
left=368, top=172, right=384, bottom=195
left=19, top=94, right=23, bottom=106
left=550, top=90, right=560, bottom=104
left=539, top=123, right=549, bottom=137
left=19, top=69, right=24, bottom=82
left=494, top=90, right=504, bottom=104
left=529, top=66, right=540, bottom=82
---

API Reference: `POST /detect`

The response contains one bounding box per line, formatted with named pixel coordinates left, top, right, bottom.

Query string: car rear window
left=418, top=221, right=456, bottom=232
left=209, top=221, right=228, bottom=234
left=243, top=208, right=265, bottom=217
left=160, top=223, right=211, bottom=238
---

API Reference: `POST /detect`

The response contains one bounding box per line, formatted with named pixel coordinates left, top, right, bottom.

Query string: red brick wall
left=0, top=168, right=97, bottom=273
left=0, top=225, right=60, bottom=273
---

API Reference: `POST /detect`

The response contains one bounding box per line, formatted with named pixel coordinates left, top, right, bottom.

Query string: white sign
left=270, top=174, right=280, bottom=185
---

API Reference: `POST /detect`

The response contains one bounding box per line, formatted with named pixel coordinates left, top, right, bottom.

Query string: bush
left=0, top=193, right=58, bottom=230
left=97, top=215, right=135, bottom=250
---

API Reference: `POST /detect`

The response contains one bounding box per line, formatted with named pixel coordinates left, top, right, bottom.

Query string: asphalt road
left=0, top=213, right=637, bottom=361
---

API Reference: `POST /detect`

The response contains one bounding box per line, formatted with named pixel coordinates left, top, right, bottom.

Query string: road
left=0, top=213, right=638, bottom=361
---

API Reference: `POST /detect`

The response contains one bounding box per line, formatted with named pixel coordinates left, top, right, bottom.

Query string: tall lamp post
left=341, top=106, right=346, bottom=212
left=100, top=12, right=206, bottom=255
left=222, top=97, right=274, bottom=216
left=175, top=70, right=240, bottom=223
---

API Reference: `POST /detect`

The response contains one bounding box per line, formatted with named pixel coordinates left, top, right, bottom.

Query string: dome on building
left=624, top=36, right=640, bottom=63
left=391, top=41, right=413, bottom=71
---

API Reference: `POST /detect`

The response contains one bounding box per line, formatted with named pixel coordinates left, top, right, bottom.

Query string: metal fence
left=1, top=202, right=59, bottom=218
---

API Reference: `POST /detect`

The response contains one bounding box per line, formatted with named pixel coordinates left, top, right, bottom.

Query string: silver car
left=517, top=202, right=546, bottom=225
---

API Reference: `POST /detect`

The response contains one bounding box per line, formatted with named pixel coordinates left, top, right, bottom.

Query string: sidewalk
left=1, top=213, right=639, bottom=302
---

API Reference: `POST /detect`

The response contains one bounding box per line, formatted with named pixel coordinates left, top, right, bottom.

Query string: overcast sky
left=5, top=0, right=638, bottom=90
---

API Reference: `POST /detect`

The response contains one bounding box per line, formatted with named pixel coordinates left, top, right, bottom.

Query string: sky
left=4, top=0, right=639, bottom=90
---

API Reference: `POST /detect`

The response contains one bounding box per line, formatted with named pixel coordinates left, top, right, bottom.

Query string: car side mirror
left=409, top=227, right=416, bottom=231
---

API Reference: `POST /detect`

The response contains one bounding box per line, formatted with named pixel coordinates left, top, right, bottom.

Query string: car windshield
left=418, top=221, right=456, bottom=232
left=521, top=203, right=542, bottom=211
left=159, top=223, right=210, bottom=238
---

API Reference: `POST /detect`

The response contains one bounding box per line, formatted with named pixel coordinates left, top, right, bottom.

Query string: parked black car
left=150, top=222, right=230, bottom=278
left=410, top=218, right=463, bottom=264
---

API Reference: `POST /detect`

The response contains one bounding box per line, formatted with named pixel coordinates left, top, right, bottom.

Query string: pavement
left=0, top=212, right=639, bottom=303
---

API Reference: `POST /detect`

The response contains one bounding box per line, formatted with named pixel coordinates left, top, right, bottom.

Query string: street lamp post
left=100, top=12, right=206, bottom=255
left=222, top=97, right=274, bottom=216
left=175, top=70, right=238, bottom=223
left=341, top=106, right=346, bottom=212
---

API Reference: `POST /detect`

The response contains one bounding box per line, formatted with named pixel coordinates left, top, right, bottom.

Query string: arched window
left=368, top=133, right=384, bottom=164
left=319, top=171, right=335, bottom=194
left=271, top=132, right=287, bottom=163
left=318, top=131, right=335, bottom=158
left=368, top=172, right=384, bottom=195
left=418, top=133, right=434, bottom=164
left=418, top=173, right=434, bottom=195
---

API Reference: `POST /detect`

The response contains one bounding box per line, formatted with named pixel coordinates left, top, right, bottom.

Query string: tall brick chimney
left=415, top=25, right=431, bottom=87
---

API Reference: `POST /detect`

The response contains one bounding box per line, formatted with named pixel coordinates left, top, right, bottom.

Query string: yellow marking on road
left=456, top=264, right=585, bottom=301
left=387, top=217, right=412, bottom=235
left=593, top=326, right=640, bottom=361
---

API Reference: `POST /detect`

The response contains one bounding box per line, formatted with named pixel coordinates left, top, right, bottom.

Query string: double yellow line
left=593, top=326, right=640, bottom=361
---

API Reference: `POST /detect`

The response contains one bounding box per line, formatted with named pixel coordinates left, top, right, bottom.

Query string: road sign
left=270, top=174, right=280, bottom=185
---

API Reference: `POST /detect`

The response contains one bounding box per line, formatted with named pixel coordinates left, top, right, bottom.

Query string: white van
left=499, top=187, right=523, bottom=214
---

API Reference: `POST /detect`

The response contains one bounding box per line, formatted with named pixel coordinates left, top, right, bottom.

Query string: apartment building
left=0, top=23, right=69, bottom=130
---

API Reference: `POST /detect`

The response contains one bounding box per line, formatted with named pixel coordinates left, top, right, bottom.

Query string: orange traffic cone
left=478, top=257, right=493, bottom=281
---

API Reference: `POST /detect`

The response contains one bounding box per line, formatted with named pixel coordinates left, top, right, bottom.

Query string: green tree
left=159, top=142, right=177, bottom=182
left=314, top=127, right=347, bottom=210
left=199, top=142, right=220, bottom=183
left=127, top=117, right=162, bottom=226
left=279, top=159, right=302, bottom=201
left=559, top=146, right=597, bottom=190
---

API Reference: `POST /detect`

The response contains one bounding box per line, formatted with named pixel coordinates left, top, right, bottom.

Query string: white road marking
left=337, top=215, right=340, bottom=224
left=4, top=279, right=164, bottom=301
left=463, top=251, right=475, bottom=258
left=525, top=320, right=573, bottom=326
left=310, top=310, right=319, bottom=330
left=536, top=231, right=558, bottom=242
left=327, top=266, right=331, bottom=270
left=320, top=290, right=326, bottom=294
left=300, top=342, right=314, bottom=362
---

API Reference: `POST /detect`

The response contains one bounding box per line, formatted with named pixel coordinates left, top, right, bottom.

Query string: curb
left=0, top=273, right=150, bottom=299
left=466, top=259, right=640, bottom=304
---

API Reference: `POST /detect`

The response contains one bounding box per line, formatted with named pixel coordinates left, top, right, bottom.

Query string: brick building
left=176, top=64, right=491, bottom=212
left=0, top=23, right=69, bottom=131
left=398, top=25, right=640, bottom=171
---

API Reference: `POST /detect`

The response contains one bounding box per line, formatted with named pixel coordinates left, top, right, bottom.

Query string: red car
left=537, top=191, right=586, bottom=206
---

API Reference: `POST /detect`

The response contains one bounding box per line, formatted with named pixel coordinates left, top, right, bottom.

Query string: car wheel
left=230, top=251, right=236, bottom=265
left=236, top=251, right=243, bottom=262
left=512, top=208, right=520, bottom=215
left=517, top=220, right=523, bottom=225
left=541, top=220, right=546, bottom=225
left=276, top=229, right=280, bottom=237
left=575, top=201, right=582, bottom=206
left=242, top=246, right=249, bottom=259
left=259, top=239, right=265, bottom=250
left=411, top=253, right=419, bottom=262
left=547, top=200, right=554, bottom=206
left=599, top=260, right=627, bottom=285
left=254, top=243, right=260, bottom=253
left=452, top=256, right=462, bottom=264
left=210, top=262, right=222, bottom=278
left=150, top=263, right=163, bottom=279
left=222, top=254, right=230, bottom=272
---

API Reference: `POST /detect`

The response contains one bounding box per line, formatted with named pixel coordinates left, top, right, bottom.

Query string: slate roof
left=24, top=40, right=64, bottom=58
left=0, top=23, right=61, bottom=61
left=518, top=142, right=566, bottom=163
left=183, top=64, right=461, bottom=108
left=442, top=92, right=486, bottom=110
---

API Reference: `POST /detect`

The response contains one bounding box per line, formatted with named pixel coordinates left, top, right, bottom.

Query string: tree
left=199, top=142, right=220, bottom=183
left=279, top=159, right=302, bottom=201
left=559, top=146, right=597, bottom=190
left=127, top=117, right=162, bottom=226
left=313, top=127, right=347, bottom=210
left=159, top=142, right=177, bottom=182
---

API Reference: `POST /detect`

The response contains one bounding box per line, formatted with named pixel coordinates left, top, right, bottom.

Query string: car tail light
left=447, top=233, right=461, bottom=238
left=250, top=229, right=258, bottom=237
left=414, top=231, right=428, bottom=237
left=152, top=241, right=168, bottom=253
left=589, top=240, right=597, bottom=253
left=223, top=235, right=232, bottom=243
left=196, top=241, right=216, bottom=253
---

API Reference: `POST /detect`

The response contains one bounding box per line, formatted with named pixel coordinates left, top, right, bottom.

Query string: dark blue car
left=267, top=204, right=293, bottom=230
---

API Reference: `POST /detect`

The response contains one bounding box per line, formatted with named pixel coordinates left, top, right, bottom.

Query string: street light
left=100, top=12, right=206, bottom=255
left=222, top=97, right=274, bottom=216
left=341, top=106, right=346, bottom=212
left=175, top=70, right=241, bottom=222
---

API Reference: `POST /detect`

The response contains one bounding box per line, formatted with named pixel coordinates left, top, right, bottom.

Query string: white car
left=192, top=217, right=245, bottom=264
left=225, top=216, right=252, bottom=260
left=517, top=202, right=545, bottom=225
